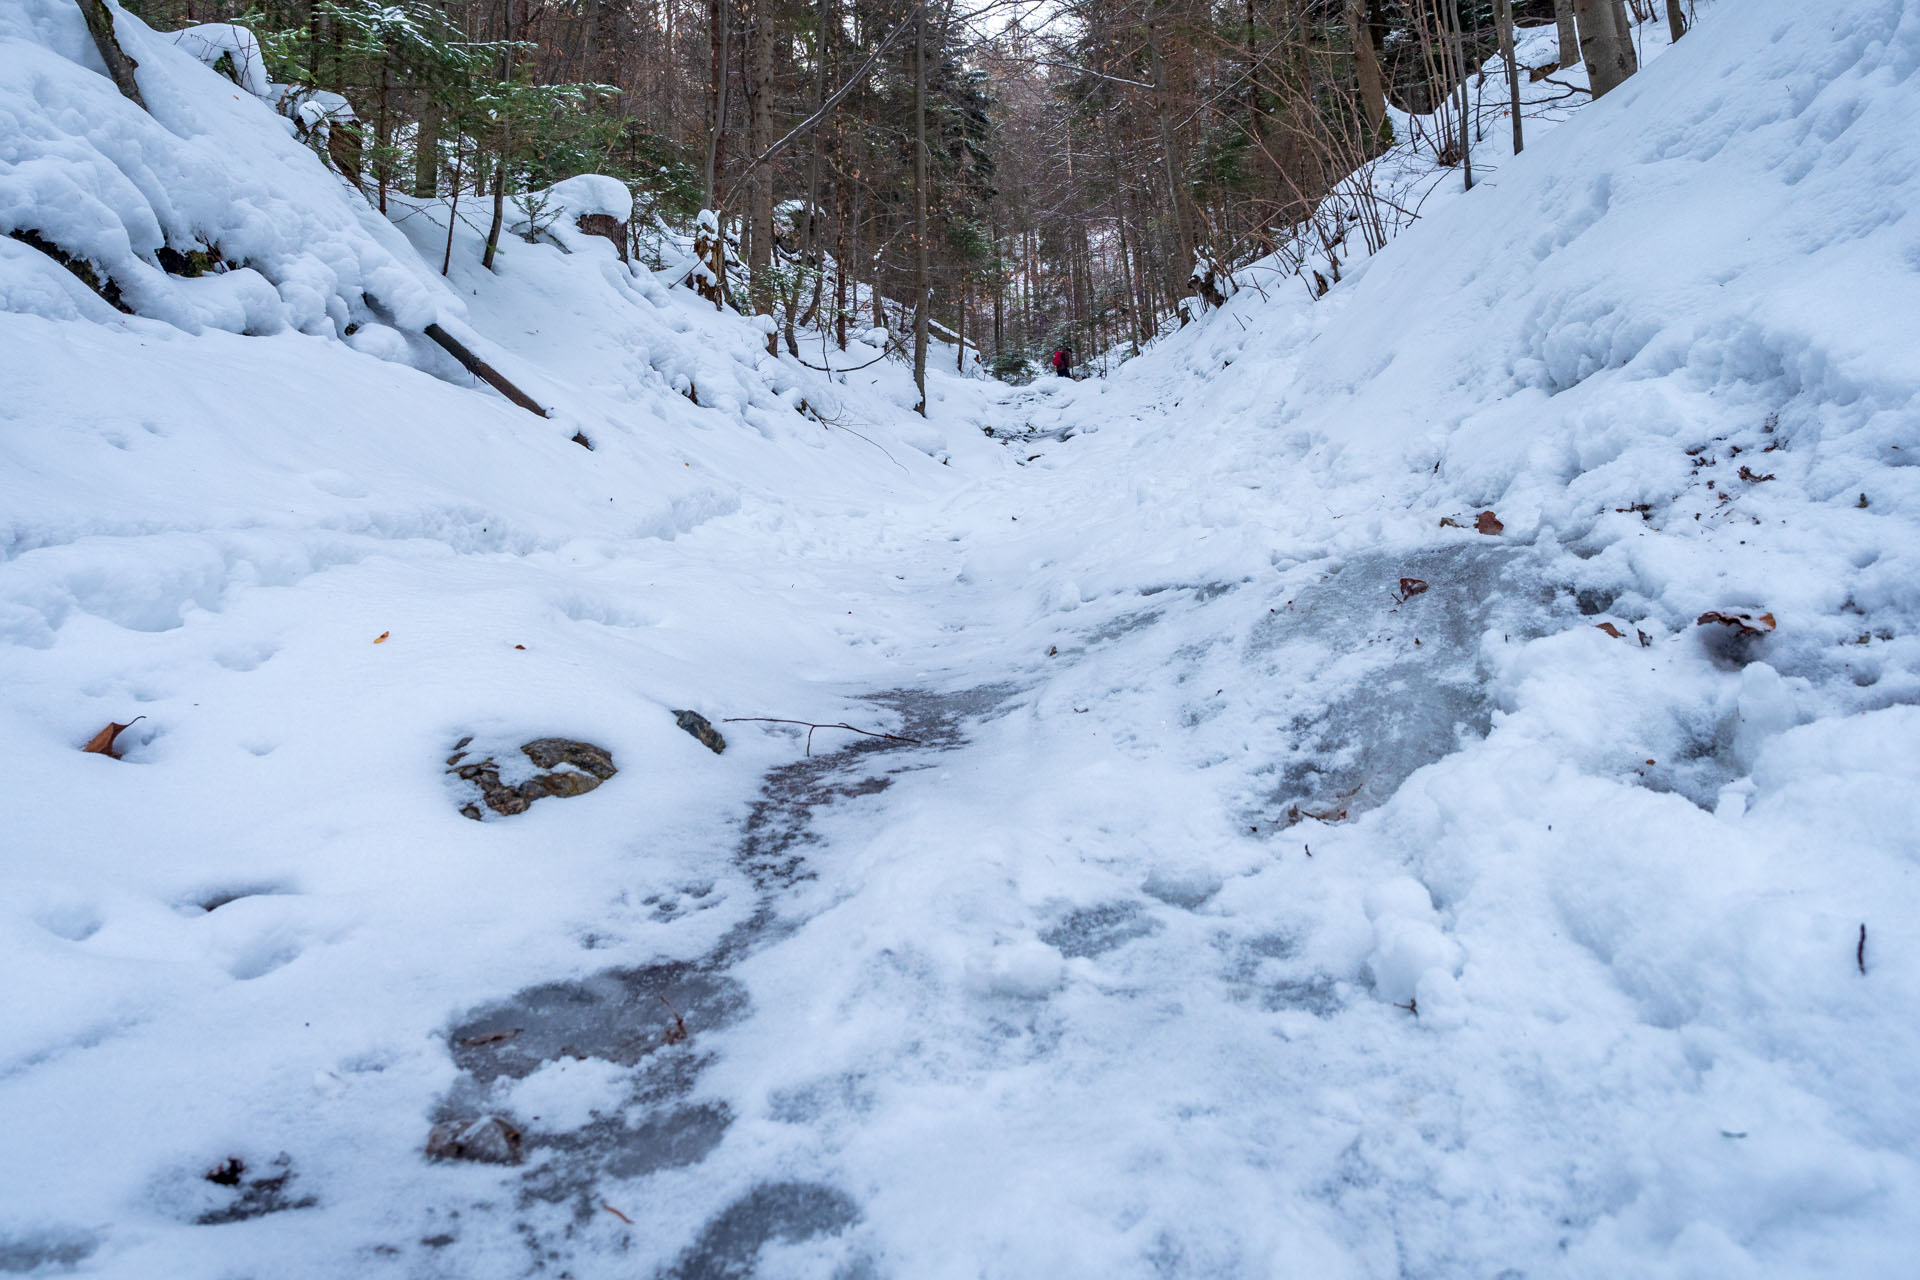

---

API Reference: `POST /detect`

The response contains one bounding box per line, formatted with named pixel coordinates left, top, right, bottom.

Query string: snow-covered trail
left=336, top=343, right=1911, bottom=1280
left=7, top=0, right=1920, bottom=1274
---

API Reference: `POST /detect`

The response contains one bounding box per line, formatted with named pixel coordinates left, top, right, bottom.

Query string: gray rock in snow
left=672, top=709, right=727, bottom=754
left=446, top=737, right=617, bottom=820
left=425, top=1115, right=523, bottom=1165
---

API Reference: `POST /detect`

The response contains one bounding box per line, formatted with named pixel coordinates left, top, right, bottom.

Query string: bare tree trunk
left=1448, top=0, right=1473, bottom=190
left=442, top=145, right=464, bottom=275
left=1608, top=0, right=1640, bottom=77
left=703, top=0, right=731, bottom=310
left=374, top=63, right=393, bottom=213
left=704, top=0, right=730, bottom=206
left=77, top=0, right=148, bottom=110
left=1665, top=0, right=1687, bottom=41
left=1347, top=0, right=1386, bottom=151
left=1554, top=0, right=1579, bottom=70
left=1146, top=21, right=1195, bottom=305
left=798, top=0, right=832, bottom=351
left=413, top=104, right=439, bottom=198
left=1573, top=0, right=1636, bottom=97
left=1496, top=0, right=1523, bottom=155
left=482, top=16, right=515, bottom=272
left=482, top=161, right=508, bottom=269
left=747, top=0, right=774, bottom=350
left=911, top=1, right=930, bottom=415
left=991, top=229, right=1003, bottom=355
left=836, top=175, right=853, bottom=349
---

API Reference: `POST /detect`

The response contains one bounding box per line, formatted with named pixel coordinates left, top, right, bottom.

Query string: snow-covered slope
left=961, top=1, right=1920, bottom=1270
left=3, top=1, right=1918, bottom=1277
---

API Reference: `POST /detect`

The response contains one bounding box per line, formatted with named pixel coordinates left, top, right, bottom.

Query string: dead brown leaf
left=659, top=994, right=689, bottom=1045
left=373, top=631, right=390, bottom=644
left=1697, top=609, right=1777, bottom=636
left=1475, top=510, right=1504, bottom=535
left=1595, top=622, right=1625, bottom=638
left=1397, top=577, right=1429, bottom=602
left=81, top=717, right=144, bottom=759
left=1737, top=466, right=1775, bottom=483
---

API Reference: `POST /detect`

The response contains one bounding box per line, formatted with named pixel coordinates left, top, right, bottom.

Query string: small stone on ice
left=425, top=1115, right=523, bottom=1165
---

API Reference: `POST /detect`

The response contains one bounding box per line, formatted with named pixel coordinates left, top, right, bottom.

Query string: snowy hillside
left=3, top=1, right=1918, bottom=1277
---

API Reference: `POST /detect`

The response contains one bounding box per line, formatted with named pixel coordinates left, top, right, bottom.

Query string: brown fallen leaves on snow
left=1697, top=609, right=1776, bottom=636
left=82, top=717, right=144, bottom=758
left=1595, top=622, right=1626, bottom=639
left=1395, top=577, right=1429, bottom=603
left=659, top=994, right=690, bottom=1045
left=373, top=631, right=390, bottom=644
left=1438, top=509, right=1504, bottom=533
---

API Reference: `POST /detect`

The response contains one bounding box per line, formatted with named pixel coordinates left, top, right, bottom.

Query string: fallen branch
left=793, top=349, right=890, bottom=373
left=601, top=1202, right=633, bottom=1225
left=721, top=716, right=922, bottom=757
left=1858, top=923, right=1868, bottom=976
left=423, top=323, right=550, bottom=417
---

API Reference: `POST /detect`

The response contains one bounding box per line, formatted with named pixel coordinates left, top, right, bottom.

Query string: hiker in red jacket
left=1051, top=345, right=1073, bottom=378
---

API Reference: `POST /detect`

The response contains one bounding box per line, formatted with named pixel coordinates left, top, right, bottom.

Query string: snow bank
left=0, top=0, right=447, bottom=337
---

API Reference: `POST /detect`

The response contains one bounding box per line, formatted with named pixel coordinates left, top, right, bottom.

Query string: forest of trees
left=119, top=0, right=1686, bottom=400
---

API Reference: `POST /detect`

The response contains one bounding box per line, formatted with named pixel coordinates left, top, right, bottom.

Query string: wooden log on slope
left=424, top=323, right=551, bottom=417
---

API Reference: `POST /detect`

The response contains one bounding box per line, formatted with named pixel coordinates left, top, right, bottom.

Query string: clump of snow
left=964, top=939, right=1066, bottom=999
left=0, top=0, right=449, bottom=338
left=542, top=174, right=632, bottom=223
left=166, top=23, right=269, bottom=98
left=1361, top=876, right=1460, bottom=1010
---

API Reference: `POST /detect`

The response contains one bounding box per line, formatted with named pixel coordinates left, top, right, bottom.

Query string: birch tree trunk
left=1554, top=0, right=1579, bottom=70
left=1496, top=0, right=1522, bottom=155
left=1606, top=0, right=1639, bottom=78
left=1572, top=0, right=1635, bottom=98
left=1448, top=0, right=1473, bottom=190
